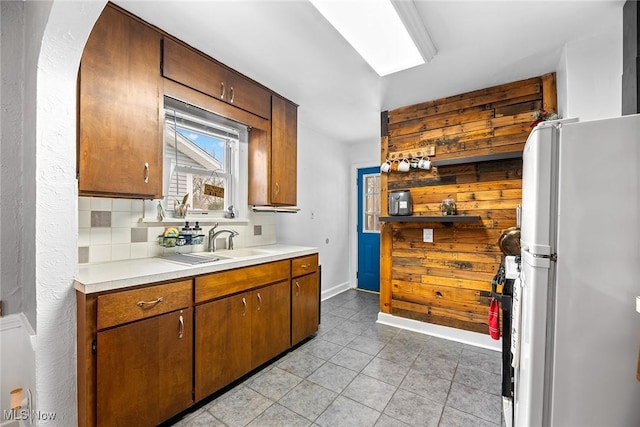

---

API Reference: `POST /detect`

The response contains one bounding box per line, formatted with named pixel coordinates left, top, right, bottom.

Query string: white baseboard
left=377, top=312, right=501, bottom=351
left=321, top=281, right=353, bottom=301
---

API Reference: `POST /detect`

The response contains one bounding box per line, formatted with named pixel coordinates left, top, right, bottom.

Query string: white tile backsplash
left=111, top=244, right=131, bottom=261
left=130, top=242, right=149, bottom=259
left=90, top=228, right=111, bottom=245
left=90, top=197, right=111, bottom=211
left=78, top=197, right=278, bottom=264
left=112, top=199, right=132, bottom=212
left=78, top=197, right=91, bottom=211
left=79, top=210, right=91, bottom=228
left=112, top=227, right=131, bottom=244
left=89, top=245, right=111, bottom=263
left=111, top=211, right=132, bottom=228
left=78, top=228, right=91, bottom=247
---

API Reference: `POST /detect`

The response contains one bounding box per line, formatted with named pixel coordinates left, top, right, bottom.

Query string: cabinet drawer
left=97, top=280, right=192, bottom=329
left=195, top=260, right=289, bottom=303
left=292, top=254, right=318, bottom=278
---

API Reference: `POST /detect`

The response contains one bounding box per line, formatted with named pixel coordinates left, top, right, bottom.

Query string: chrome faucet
left=208, top=223, right=239, bottom=252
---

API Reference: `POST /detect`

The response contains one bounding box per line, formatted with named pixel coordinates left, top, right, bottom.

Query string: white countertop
left=74, top=244, right=318, bottom=294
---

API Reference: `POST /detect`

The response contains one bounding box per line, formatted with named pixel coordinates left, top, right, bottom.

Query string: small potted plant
left=531, top=109, right=559, bottom=127
left=174, top=193, right=190, bottom=218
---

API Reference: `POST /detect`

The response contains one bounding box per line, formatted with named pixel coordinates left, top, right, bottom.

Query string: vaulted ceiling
left=114, top=0, right=624, bottom=143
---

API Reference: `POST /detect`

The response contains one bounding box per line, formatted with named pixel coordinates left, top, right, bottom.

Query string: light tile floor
left=169, top=289, right=504, bottom=427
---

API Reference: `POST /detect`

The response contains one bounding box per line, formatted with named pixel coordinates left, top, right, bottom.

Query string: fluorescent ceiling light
left=310, top=0, right=435, bottom=76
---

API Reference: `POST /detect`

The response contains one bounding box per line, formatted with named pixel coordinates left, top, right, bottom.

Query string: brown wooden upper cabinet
left=162, top=38, right=271, bottom=120
left=248, top=96, right=298, bottom=206
left=78, top=5, right=163, bottom=198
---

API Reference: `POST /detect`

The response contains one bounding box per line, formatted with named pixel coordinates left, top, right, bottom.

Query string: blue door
left=357, top=167, right=381, bottom=292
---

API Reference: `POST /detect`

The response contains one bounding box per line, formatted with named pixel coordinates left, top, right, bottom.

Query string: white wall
left=5, top=1, right=106, bottom=424
left=557, top=11, right=623, bottom=120
left=0, top=1, right=36, bottom=326
left=276, top=121, right=352, bottom=298
left=347, top=139, right=382, bottom=291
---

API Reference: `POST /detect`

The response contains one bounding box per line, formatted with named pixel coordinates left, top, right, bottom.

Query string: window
left=362, top=173, right=381, bottom=232
left=163, top=97, right=248, bottom=217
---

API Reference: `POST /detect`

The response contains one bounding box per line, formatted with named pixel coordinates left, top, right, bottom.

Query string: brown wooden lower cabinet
left=195, top=280, right=291, bottom=401
left=96, top=308, right=193, bottom=426
left=291, top=272, right=319, bottom=346
left=195, top=293, right=251, bottom=400
left=251, top=280, right=291, bottom=367
left=78, top=254, right=318, bottom=427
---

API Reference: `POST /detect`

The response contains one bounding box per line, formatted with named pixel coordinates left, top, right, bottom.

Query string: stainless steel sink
left=157, top=253, right=229, bottom=265
left=211, top=248, right=272, bottom=258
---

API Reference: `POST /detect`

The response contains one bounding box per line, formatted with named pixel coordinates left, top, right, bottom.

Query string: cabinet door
left=162, top=37, right=227, bottom=102
left=96, top=309, right=193, bottom=426
left=195, top=293, right=251, bottom=401
left=251, top=281, right=291, bottom=368
left=78, top=5, right=162, bottom=198
left=292, top=272, right=320, bottom=346
left=226, top=71, right=272, bottom=119
left=271, top=97, right=298, bottom=206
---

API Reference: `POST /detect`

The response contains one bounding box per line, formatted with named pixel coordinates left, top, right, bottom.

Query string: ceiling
left=114, top=0, right=624, bottom=143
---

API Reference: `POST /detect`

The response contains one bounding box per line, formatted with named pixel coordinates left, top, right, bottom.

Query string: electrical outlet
left=423, top=228, right=434, bottom=243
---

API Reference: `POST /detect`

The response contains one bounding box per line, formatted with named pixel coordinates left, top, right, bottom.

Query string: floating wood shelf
left=431, top=151, right=522, bottom=167
left=380, top=215, right=481, bottom=223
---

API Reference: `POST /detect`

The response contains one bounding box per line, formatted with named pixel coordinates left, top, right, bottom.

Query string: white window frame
left=163, top=97, right=248, bottom=220
left=362, top=172, right=381, bottom=234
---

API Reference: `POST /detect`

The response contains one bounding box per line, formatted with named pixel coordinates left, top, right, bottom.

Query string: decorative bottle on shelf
left=440, top=199, right=456, bottom=216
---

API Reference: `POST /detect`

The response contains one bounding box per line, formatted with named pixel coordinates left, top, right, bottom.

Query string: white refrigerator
left=515, top=114, right=640, bottom=426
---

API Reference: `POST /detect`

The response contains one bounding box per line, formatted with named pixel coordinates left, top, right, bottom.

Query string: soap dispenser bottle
left=181, top=221, right=192, bottom=244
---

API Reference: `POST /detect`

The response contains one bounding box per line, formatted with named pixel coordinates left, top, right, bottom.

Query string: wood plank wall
left=380, top=73, right=557, bottom=333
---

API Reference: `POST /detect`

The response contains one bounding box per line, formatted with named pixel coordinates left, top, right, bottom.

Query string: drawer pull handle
left=178, top=314, right=184, bottom=339
left=144, top=162, right=150, bottom=184
left=242, top=297, right=247, bottom=316
left=300, top=263, right=310, bottom=269
left=229, top=86, right=235, bottom=103
left=220, top=81, right=226, bottom=100
left=257, top=293, right=262, bottom=311
left=136, top=297, right=164, bottom=308
left=295, top=281, right=300, bottom=297
left=274, top=182, right=280, bottom=196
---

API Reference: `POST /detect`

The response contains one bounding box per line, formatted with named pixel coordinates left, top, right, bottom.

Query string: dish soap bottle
left=181, top=221, right=193, bottom=245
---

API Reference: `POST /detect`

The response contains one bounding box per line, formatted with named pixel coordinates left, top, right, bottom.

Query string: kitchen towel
left=488, top=297, right=500, bottom=340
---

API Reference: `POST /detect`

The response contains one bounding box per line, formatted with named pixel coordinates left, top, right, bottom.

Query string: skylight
left=309, top=0, right=428, bottom=76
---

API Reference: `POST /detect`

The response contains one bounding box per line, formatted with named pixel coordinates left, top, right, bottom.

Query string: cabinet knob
left=242, top=297, right=247, bottom=316
left=220, top=81, right=226, bottom=100
left=144, top=162, right=150, bottom=184
left=256, top=293, right=262, bottom=311
left=229, top=86, right=235, bottom=103
left=295, top=281, right=300, bottom=297
left=274, top=182, right=280, bottom=196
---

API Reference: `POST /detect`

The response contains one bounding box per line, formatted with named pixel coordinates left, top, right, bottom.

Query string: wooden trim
left=541, top=72, right=557, bottom=113
left=380, top=221, right=393, bottom=314
left=77, top=291, right=98, bottom=427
